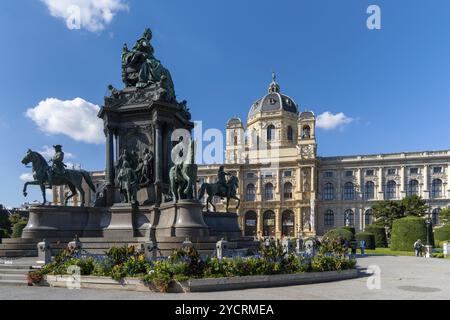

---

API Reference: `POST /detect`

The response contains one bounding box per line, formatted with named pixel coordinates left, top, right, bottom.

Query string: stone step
left=0, top=279, right=29, bottom=286
left=0, top=273, right=28, bottom=281
left=0, top=250, right=38, bottom=258
left=0, top=268, right=32, bottom=274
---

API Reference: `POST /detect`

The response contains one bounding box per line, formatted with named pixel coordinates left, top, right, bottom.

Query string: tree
left=400, top=195, right=428, bottom=217
left=372, top=200, right=404, bottom=234
left=439, top=208, right=450, bottom=225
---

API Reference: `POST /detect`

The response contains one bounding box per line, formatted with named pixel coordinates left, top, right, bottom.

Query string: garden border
left=42, top=269, right=359, bottom=293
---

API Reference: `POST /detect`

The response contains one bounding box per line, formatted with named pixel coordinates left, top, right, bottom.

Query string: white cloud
left=20, top=173, right=34, bottom=182
left=316, top=112, right=354, bottom=130
left=40, top=0, right=128, bottom=32
left=26, top=97, right=104, bottom=144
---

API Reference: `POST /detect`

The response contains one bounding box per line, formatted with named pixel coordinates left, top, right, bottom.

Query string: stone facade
left=198, top=76, right=450, bottom=237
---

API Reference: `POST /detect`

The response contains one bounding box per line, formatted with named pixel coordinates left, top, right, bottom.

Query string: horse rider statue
left=169, top=138, right=198, bottom=202
left=198, top=167, right=241, bottom=213
left=217, top=166, right=231, bottom=199
left=47, top=145, right=67, bottom=189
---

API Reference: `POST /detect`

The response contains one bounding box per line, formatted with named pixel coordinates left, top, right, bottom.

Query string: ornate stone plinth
left=103, top=203, right=136, bottom=240
left=22, top=205, right=108, bottom=240
left=203, top=212, right=242, bottom=239
left=156, top=200, right=210, bottom=239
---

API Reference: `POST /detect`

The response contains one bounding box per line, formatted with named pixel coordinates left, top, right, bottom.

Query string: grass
left=364, top=247, right=450, bottom=259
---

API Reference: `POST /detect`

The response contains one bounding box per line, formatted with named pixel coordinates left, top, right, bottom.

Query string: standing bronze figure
left=169, top=139, right=198, bottom=202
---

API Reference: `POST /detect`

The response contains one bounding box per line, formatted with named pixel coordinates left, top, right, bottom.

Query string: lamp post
left=424, top=207, right=433, bottom=258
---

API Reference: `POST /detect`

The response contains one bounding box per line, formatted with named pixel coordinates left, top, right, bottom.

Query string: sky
left=0, top=0, right=450, bottom=207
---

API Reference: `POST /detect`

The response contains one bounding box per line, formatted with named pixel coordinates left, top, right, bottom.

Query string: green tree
left=372, top=200, right=404, bottom=233
left=400, top=195, right=428, bottom=217
left=439, top=208, right=450, bottom=225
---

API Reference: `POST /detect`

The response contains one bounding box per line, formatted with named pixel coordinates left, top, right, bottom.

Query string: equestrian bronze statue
left=21, top=148, right=96, bottom=207
left=169, top=138, right=198, bottom=202
left=198, top=167, right=240, bottom=213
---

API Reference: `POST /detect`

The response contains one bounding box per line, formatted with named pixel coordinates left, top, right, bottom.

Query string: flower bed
left=30, top=238, right=357, bottom=293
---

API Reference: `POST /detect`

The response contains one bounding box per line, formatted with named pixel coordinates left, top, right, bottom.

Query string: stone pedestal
left=425, top=245, right=433, bottom=258
left=103, top=203, right=136, bottom=240
left=156, top=200, right=210, bottom=239
left=203, top=212, right=242, bottom=239
left=137, top=186, right=156, bottom=206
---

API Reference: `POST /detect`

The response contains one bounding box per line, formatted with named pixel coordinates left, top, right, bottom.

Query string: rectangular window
left=246, top=172, right=255, bottom=179
left=410, top=168, right=419, bottom=175
left=366, top=170, right=374, bottom=176
left=283, top=170, right=292, bottom=177
left=387, top=169, right=396, bottom=175
left=345, top=170, right=354, bottom=177
left=433, top=167, right=442, bottom=174
left=263, top=172, right=273, bottom=178
left=325, top=171, right=333, bottom=178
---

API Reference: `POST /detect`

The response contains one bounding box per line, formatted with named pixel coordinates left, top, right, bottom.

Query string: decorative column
left=257, top=209, right=263, bottom=238
left=105, top=126, right=115, bottom=206
left=378, top=167, right=384, bottom=200
left=423, top=165, right=429, bottom=199
left=275, top=208, right=281, bottom=239
left=155, top=121, right=163, bottom=184
left=400, top=166, right=406, bottom=198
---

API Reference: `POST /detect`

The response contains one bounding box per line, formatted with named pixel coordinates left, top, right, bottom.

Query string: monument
left=3, top=28, right=256, bottom=258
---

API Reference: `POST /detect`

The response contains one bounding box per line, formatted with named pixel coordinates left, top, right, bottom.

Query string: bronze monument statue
left=169, top=138, right=198, bottom=202
left=198, top=168, right=240, bottom=213
left=21, top=148, right=96, bottom=206
left=116, top=160, right=138, bottom=204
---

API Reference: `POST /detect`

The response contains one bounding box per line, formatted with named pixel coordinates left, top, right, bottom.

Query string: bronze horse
left=21, top=150, right=96, bottom=206
left=169, top=139, right=197, bottom=202
left=198, top=176, right=240, bottom=213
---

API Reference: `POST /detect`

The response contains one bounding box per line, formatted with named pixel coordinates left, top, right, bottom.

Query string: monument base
left=203, top=212, right=242, bottom=239
left=103, top=203, right=136, bottom=240
left=156, top=200, right=210, bottom=239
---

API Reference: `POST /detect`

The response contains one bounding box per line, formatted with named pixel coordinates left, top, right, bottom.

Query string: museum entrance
left=263, top=211, right=276, bottom=237
left=282, top=210, right=295, bottom=237
left=244, top=211, right=257, bottom=237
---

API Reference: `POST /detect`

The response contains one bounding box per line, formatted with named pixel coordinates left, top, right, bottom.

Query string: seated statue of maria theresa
left=122, top=28, right=176, bottom=102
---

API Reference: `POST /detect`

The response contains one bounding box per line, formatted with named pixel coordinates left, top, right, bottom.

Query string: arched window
left=365, top=181, right=375, bottom=200
left=267, top=125, right=275, bottom=141
left=344, top=209, right=355, bottom=226
left=282, top=211, right=295, bottom=237
left=344, top=182, right=355, bottom=200
left=302, top=125, right=311, bottom=139
left=432, top=208, right=441, bottom=226
left=431, top=179, right=443, bottom=198
left=263, top=211, right=276, bottom=236
left=287, top=126, right=294, bottom=142
left=323, top=183, right=334, bottom=200
left=244, top=211, right=257, bottom=237
left=283, top=182, right=293, bottom=199
left=407, top=180, right=419, bottom=196
left=365, top=209, right=373, bottom=226
left=264, top=183, right=274, bottom=200
left=324, top=210, right=334, bottom=226
left=246, top=184, right=256, bottom=201
left=386, top=180, right=397, bottom=199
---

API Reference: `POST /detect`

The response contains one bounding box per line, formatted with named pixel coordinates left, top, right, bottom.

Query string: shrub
left=355, top=232, right=376, bottom=250
left=0, top=228, right=9, bottom=240
left=390, top=217, right=427, bottom=251
left=11, top=221, right=28, bottom=238
left=434, top=225, right=450, bottom=243
left=341, top=226, right=356, bottom=236
left=364, top=225, right=388, bottom=248
left=323, top=228, right=354, bottom=243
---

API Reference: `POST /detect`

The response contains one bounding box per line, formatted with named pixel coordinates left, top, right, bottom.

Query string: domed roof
left=248, top=73, right=298, bottom=119
left=227, top=117, right=243, bottom=128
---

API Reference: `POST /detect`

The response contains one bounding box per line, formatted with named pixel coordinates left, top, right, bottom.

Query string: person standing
left=414, top=239, right=423, bottom=257
left=359, top=239, right=366, bottom=256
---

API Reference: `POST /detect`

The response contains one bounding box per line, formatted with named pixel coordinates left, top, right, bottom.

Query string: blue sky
left=1, top=0, right=450, bottom=207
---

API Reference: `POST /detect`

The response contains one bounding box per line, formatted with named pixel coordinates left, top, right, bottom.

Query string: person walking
left=414, top=239, right=423, bottom=257
left=359, top=239, right=366, bottom=256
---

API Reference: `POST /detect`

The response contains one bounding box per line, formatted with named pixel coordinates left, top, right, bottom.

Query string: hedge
left=341, top=226, right=356, bottom=236
left=0, top=228, right=9, bottom=240
left=355, top=232, right=376, bottom=250
left=11, top=221, right=28, bottom=238
left=434, top=224, right=450, bottom=243
left=323, top=228, right=354, bottom=243
left=365, top=225, right=388, bottom=248
left=390, top=217, right=428, bottom=251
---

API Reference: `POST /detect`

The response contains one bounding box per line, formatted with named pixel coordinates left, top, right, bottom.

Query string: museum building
left=196, top=75, right=450, bottom=238
left=53, top=76, right=450, bottom=238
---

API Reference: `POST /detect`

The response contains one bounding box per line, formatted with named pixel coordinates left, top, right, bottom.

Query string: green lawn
left=364, top=247, right=450, bottom=259
left=364, top=248, right=416, bottom=256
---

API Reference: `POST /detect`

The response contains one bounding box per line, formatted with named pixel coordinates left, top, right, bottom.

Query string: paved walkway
left=0, top=255, right=449, bottom=300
